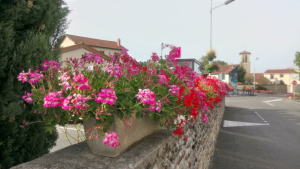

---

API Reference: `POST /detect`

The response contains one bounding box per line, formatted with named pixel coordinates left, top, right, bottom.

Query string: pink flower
left=44, top=92, right=65, bottom=108
left=73, top=72, right=91, bottom=91
left=41, top=60, right=61, bottom=70
left=17, top=69, right=44, bottom=84
left=81, top=52, right=104, bottom=64
left=102, top=132, right=119, bottom=147
left=169, top=85, right=180, bottom=96
left=135, top=89, right=156, bottom=105
left=22, top=91, right=33, bottom=103
left=158, top=70, right=169, bottom=85
left=62, top=96, right=72, bottom=110
left=105, top=63, right=122, bottom=78
left=95, top=88, right=118, bottom=106
left=71, top=94, right=90, bottom=109
left=202, top=114, right=208, bottom=123
left=149, top=100, right=162, bottom=113
left=151, top=52, right=160, bottom=62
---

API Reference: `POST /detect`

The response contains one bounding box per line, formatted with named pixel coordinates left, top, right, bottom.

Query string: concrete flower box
left=83, top=115, right=161, bottom=157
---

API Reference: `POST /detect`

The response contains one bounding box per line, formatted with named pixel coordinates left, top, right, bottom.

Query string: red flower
left=190, top=108, right=198, bottom=119
left=176, top=96, right=181, bottom=105
left=173, top=127, right=183, bottom=137
left=143, top=66, right=147, bottom=72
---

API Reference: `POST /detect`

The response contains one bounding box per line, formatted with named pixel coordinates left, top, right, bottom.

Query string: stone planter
left=83, top=115, right=161, bottom=157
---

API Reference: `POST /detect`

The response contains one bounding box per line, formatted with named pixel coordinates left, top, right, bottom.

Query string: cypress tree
left=0, top=0, right=69, bottom=168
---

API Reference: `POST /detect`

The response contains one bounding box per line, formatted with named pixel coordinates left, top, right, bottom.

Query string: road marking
left=263, top=99, right=282, bottom=103
left=223, top=120, right=270, bottom=127
left=254, top=111, right=268, bottom=123
left=266, top=103, right=274, bottom=106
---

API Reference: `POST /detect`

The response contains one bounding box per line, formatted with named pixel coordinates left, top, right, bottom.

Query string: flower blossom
left=59, top=72, right=71, bottom=90
left=44, top=92, right=65, bottom=108
left=158, top=70, right=169, bottom=85
left=81, top=52, right=104, bottom=64
left=62, top=96, right=72, bottom=110
left=151, top=52, right=160, bottom=62
left=41, top=60, right=61, bottom=70
left=173, top=127, right=183, bottom=137
left=202, top=114, right=208, bottom=123
left=73, top=72, right=90, bottom=90
left=95, top=88, right=117, bottom=105
left=105, top=63, right=122, bottom=78
left=169, top=85, right=180, bottom=96
left=71, top=94, right=90, bottom=109
left=17, top=69, right=44, bottom=84
left=22, top=91, right=33, bottom=103
left=149, top=100, right=162, bottom=113
left=103, top=132, right=119, bottom=147
left=135, top=89, right=156, bottom=105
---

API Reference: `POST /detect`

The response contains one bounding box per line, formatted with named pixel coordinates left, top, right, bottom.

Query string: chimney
left=117, top=38, right=120, bottom=46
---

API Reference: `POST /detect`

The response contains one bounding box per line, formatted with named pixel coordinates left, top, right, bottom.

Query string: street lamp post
left=254, top=58, right=258, bottom=90
left=209, top=0, right=235, bottom=76
left=210, top=0, right=235, bottom=50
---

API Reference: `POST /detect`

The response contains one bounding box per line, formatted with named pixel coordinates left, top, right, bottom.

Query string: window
left=243, top=56, right=244, bottom=63
left=270, top=74, right=274, bottom=79
left=245, top=55, right=247, bottom=63
left=218, top=73, right=225, bottom=80
left=280, top=74, right=284, bottom=78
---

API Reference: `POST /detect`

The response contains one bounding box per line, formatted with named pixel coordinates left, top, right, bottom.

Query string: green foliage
left=238, top=65, right=246, bottom=83
left=257, top=77, right=270, bottom=85
left=199, top=56, right=209, bottom=65
left=212, top=60, right=228, bottom=65
left=280, top=80, right=285, bottom=85
left=294, top=51, right=300, bottom=69
left=244, top=76, right=254, bottom=85
left=199, top=56, right=227, bottom=66
left=0, top=0, right=69, bottom=168
left=255, top=85, right=267, bottom=90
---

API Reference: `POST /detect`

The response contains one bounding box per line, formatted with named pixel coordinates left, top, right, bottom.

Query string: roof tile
left=66, top=34, right=124, bottom=50
left=203, top=64, right=239, bottom=75
left=264, top=69, right=293, bottom=74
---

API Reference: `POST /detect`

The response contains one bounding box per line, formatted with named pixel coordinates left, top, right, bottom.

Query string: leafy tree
left=199, top=55, right=209, bottom=65
left=280, top=80, right=285, bottom=85
left=244, top=75, right=254, bottom=85
left=257, top=77, right=271, bottom=85
left=199, top=56, right=228, bottom=66
left=238, top=65, right=246, bottom=84
left=0, top=1, right=69, bottom=168
left=294, top=51, right=300, bottom=69
left=212, top=60, right=228, bottom=65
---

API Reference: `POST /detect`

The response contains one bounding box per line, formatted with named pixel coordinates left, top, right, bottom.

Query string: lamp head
left=224, top=0, right=235, bottom=5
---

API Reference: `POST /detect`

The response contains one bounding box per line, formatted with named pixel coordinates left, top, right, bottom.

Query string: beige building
left=60, top=34, right=127, bottom=68
left=239, top=50, right=251, bottom=74
left=264, top=69, right=300, bottom=93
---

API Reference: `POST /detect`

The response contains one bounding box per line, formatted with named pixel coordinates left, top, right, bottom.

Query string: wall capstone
left=12, top=100, right=225, bottom=169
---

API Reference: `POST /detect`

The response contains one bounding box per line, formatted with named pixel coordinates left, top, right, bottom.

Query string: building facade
left=60, top=34, right=126, bottom=68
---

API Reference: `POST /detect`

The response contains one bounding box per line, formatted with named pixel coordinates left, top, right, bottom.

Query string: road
left=50, top=124, right=85, bottom=153
left=209, top=94, right=300, bottom=169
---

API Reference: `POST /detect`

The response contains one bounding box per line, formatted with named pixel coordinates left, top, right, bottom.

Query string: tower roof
left=239, top=50, right=251, bottom=55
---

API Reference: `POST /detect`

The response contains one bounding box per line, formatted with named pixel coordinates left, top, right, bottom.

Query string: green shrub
left=255, top=85, right=267, bottom=90
left=0, top=0, right=69, bottom=168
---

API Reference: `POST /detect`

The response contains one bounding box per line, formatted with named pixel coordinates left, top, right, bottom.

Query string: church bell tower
left=239, top=51, right=251, bottom=74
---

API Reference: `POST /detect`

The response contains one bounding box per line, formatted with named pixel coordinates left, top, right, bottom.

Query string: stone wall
left=238, top=85, right=287, bottom=93
left=12, top=101, right=225, bottom=169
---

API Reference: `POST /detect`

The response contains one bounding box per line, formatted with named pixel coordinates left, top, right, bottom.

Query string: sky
left=64, top=0, right=300, bottom=73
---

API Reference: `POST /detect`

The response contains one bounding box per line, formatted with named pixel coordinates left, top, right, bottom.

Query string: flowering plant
left=18, top=47, right=229, bottom=148
left=229, top=87, right=235, bottom=91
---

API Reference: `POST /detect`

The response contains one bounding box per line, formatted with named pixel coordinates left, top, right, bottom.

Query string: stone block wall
left=238, top=85, right=287, bottom=93
left=12, top=100, right=225, bottom=169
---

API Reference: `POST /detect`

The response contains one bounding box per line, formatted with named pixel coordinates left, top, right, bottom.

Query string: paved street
left=50, top=124, right=85, bottom=153
left=209, top=95, right=300, bottom=169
